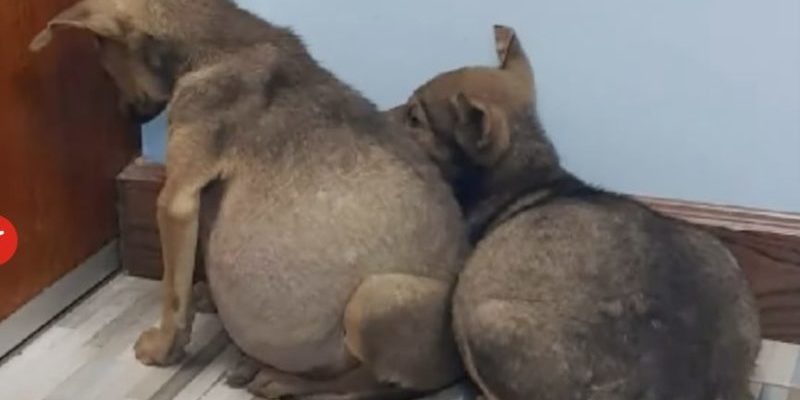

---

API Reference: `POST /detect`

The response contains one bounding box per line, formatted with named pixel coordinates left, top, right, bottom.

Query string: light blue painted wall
left=142, top=0, right=800, bottom=212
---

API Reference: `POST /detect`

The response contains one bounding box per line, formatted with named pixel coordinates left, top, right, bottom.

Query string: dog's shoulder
left=168, top=45, right=281, bottom=117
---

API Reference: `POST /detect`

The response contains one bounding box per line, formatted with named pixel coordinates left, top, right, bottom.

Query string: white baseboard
left=0, top=240, right=120, bottom=359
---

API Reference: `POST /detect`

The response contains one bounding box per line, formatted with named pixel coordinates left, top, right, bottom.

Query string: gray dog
left=391, top=26, right=761, bottom=400
left=31, top=1, right=469, bottom=398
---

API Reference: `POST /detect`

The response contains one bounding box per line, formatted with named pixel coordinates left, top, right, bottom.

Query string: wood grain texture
left=0, top=276, right=240, bottom=400
left=118, top=159, right=166, bottom=280
left=641, top=196, right=800, bottom=343
left=714, top=230, right=800, bottom=344
left=117, top=159, right=800, bottom=343
left=0, top=0, right=140, bottom=319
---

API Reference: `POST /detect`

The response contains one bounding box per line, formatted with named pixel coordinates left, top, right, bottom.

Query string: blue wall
left=142, top=0, right=800, bottom=212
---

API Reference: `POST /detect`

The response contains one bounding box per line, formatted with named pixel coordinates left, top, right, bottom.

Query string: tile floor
left=0, top=274, right=795, bottom=400
left=752, top=340, right=800, bottom=399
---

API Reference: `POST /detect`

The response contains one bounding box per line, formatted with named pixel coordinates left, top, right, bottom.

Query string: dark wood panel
left=117, top=160, right=800, bottom=343
left=0, top=0, right=140, bottom=319
left=642, top=196, right=800, bottom=343
left=117, top=159, right=207, bottom=282
left=117, top=159, right=165, bottom=280
left=712, top=229, right=800, bottom=343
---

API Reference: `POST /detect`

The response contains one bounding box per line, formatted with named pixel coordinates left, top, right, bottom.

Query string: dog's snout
left=117, top=94, right=165, bottom=125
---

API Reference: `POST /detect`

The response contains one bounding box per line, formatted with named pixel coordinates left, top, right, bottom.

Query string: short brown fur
left=392, top=25, right=761, bottom=400
left=31, top=1, right=468, bottom=398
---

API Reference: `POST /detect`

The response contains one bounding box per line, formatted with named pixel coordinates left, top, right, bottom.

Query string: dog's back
left=454, top=190, right=760, bottom=399
left=179, top=28, right=463, bottom=281
left=162, top=12, right=469, bottom=383
left=159, top=2, right=470, bottom=390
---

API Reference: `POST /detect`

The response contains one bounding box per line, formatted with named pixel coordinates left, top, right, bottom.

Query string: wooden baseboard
left=117, top=157, right=800, bottom=343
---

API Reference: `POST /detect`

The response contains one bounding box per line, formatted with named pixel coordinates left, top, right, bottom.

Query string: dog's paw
left=226, top=354, right=260, bottom=387
left=246, top=373, right=292, bottom=399
left=246, top=369, right=310, bottom=399
left=134, top=327, right=186, bottom=366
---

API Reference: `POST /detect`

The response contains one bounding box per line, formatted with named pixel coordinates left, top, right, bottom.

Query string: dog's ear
left=493, top=25, right=534, bottom=97
left=405, top=97, right=432, bottom=130
left=30, top=0, right=123, bottom=52
left=450, top=93, right=510, bottom=166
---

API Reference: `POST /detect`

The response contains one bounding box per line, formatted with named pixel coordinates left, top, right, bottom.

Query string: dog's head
left=29, top=0, right=176, bottom=123
left=391, top=25, right=561, bottom=207
left=391, top=25, right=558, bottom=197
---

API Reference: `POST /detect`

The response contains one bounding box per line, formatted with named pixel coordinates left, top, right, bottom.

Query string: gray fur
left=32, top=1, right=467, bottom=398
left=393, top=25, right=760, bottom=400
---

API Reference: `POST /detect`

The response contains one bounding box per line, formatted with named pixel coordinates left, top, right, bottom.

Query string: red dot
left=0, top=215, right=19, bottom=266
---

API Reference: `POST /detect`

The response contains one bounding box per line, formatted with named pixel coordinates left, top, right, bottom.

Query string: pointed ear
left=450, top=93, right=511, bottom=166
left=30, top=0, right=122, bottom=52
left=493, top=25, right=534, bottom=97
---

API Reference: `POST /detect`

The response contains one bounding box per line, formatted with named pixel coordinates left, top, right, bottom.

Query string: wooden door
left=0, top=0, right=140, bottom=319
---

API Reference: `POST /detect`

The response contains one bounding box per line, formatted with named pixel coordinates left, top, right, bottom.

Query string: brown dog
left=31, top=1, right=468, bottom=398
left=391, top=26, right=761, bottom=400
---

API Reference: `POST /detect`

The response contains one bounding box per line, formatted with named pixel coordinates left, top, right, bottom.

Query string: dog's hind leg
left=456, top=298, right=647, bottom=400
left=343, top=274, right=464, bottom=392
left=246, top=274, right=462, bottom=399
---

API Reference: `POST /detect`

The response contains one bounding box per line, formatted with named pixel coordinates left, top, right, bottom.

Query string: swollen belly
left=196, top=175, right=405, bottom=372
left=202, top=222, right=357, bottom=373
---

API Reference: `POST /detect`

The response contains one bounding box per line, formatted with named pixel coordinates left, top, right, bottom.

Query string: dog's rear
left=455, top=199, right=759, bottom=399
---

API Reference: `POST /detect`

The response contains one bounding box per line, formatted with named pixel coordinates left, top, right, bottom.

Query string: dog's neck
left=456, top=111, right=591, bottom=243
left=146, top=1, right=309, bottom=84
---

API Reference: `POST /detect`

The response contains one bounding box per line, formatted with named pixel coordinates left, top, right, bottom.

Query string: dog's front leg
left=134, top=183, right=200, bottom=365
left=134, top=125, right=223, bottom=366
